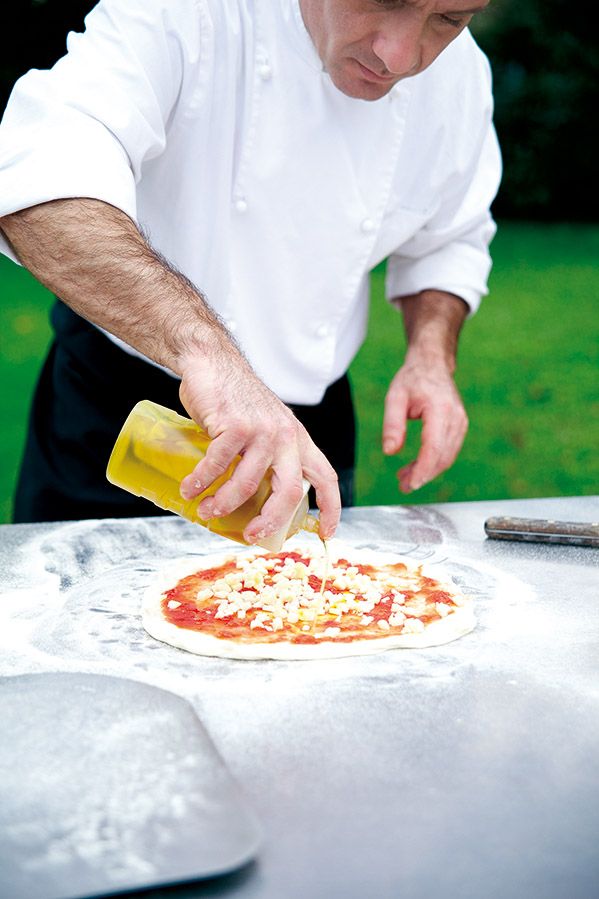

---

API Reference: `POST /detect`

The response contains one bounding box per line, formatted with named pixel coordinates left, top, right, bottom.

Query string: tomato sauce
left=161, top=551, right=456, bottom=644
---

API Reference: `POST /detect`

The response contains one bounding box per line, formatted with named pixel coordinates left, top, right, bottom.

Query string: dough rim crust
left=142, top=542, right=476, bottom=660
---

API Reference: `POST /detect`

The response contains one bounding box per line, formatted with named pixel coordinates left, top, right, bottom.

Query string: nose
left=371, top=22, right=423, bottom=77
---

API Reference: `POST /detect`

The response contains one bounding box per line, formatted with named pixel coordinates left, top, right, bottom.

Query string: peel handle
left=484, top=516, right=599, bottom=548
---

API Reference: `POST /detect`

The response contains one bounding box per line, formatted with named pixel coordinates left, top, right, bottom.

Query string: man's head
left=299, top=0, right=489, bottom=100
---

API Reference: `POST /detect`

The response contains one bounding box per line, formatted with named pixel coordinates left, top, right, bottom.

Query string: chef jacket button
left=259, top=63, right=272, bottom=81
left=315, top=323, right=330, bottom=338
left=234, top=198, right=248, bottom=214
left=361, top=217, right=375, bottom=233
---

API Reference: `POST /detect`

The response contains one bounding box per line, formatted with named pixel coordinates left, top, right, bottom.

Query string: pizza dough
left=142, top=540, right=475, bottom=660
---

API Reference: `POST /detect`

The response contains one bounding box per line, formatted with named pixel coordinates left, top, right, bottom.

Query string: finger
left=382, top=383, right=409, bottom=456
left=242, top=448, right=308, bottom=545
left=180, top=430, right=246, bottom=499
left=403, top=407, right=447, bottom=491
left=303, top=452, right=341, bottom=540
left=243, top=439, right=341, bottom=543
left=397, top=460, right=417, bottom=494
left=407, top=404, right=467, bottom=490
left=441, top=405, right=468, bottom=468
left=422, top=403, right=468, bottom=479
left=410, top=415, right=447, bottom=490
left=197, top=442, right=271, bottom=520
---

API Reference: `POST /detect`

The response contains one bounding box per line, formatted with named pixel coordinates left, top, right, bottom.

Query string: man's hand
left=177, top=347, right=340, bottom=543
left=382, top=290, right=469, bottom=493
left=0, top=198, right=341, bottom=539
left=383, top=357, right=468, bottom=493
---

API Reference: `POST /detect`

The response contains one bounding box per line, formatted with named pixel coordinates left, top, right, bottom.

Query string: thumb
left=382, top=385, right=409, bottom=455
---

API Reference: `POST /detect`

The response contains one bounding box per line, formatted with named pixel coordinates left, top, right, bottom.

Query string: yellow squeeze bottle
left=106, top=400, right=319, bottom=551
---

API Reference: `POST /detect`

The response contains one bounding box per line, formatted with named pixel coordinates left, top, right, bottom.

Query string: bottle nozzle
left=303, top=513, right=320, bottom=536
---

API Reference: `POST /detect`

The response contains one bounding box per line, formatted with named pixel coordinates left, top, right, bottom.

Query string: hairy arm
left=383, top=289, right=469, bottom=493
left=0, top=198, right=341, bottom=538
left=1, top=198, right=233, bottom=368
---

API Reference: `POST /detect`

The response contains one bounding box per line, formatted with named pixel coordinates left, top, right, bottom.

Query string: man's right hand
left=0, top=198, right=341, bottom=542
left=177, top=346, right=341, bottom=543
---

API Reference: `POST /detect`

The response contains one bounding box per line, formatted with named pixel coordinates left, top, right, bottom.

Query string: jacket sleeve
left=0, top=0, right=199, bottom=262
left=385, top=50, right=502, bottom=315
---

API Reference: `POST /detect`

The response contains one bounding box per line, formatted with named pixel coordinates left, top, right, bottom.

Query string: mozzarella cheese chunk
left=193, top=551, right=457, bottom=635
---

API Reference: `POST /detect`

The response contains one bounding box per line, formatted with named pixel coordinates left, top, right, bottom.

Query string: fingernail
left=411, top=478, right=424, bottom=491
left=181, top=478, right=203, bottom=500
left=247, top=524, right=274, bottom=544
left=383, top=440, right=394, bottom=454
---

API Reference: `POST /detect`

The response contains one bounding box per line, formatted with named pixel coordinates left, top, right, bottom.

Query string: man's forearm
left=0, top=197, right=342, bottom=539
left=393, top=289, right=469, bottom=373
left=0, top=198, right=240, bottom=376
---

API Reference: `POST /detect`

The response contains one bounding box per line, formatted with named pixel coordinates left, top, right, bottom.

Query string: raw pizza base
left=142, top=541, right=476, bottom=660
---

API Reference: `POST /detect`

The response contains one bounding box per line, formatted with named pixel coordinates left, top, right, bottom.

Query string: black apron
left=13, top=301, right=355, bottom=523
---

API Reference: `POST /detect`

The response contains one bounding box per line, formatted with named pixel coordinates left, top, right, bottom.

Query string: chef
left=0, top=0, right=500, bottom=544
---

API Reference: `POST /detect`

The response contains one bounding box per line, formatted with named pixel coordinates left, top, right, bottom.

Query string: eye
left=438, top=13, right=467, bottom=28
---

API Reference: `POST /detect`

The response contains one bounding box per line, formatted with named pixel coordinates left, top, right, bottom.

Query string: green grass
left=1, top=222, right=598, bottom=523
left=0, top=254, right=53, bottom=523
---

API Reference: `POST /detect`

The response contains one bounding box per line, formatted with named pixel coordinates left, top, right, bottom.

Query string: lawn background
left=1, top=221, right=597, bottom=524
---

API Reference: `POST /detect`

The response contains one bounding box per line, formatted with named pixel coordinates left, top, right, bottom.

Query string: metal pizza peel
left=0, top=672, right=261, bottom=899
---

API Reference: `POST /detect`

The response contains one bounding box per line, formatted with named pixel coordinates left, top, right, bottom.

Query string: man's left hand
left=382, top=358, right=468, bottom=493
left=381, top=289, right=470, bottom=493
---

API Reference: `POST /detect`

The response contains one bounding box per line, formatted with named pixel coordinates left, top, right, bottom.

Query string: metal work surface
left=0, top=673, right=261, bottom=899
left=1, top=496, right=598, bottom=899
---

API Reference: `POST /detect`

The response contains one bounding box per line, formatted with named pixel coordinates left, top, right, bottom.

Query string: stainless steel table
left=1, top=496, right=598, bottom=899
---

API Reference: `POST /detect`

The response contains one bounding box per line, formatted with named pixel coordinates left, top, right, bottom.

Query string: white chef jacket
left=0, top=0, right=501, bottom=405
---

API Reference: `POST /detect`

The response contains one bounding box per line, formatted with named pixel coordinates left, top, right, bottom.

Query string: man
left=0, top=0, right=501, bottom=544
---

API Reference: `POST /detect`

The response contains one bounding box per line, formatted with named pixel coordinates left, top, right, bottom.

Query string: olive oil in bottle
left=106, top=400, right=319, bottom=551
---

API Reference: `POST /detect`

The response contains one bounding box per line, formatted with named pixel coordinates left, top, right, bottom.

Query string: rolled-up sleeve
left=385, top=58, right=502, bottom=314
left=0, top=0, right=188, bottom=262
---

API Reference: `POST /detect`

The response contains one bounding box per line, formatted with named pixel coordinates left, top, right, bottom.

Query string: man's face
left=299, top=0, right=490, bottom=100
